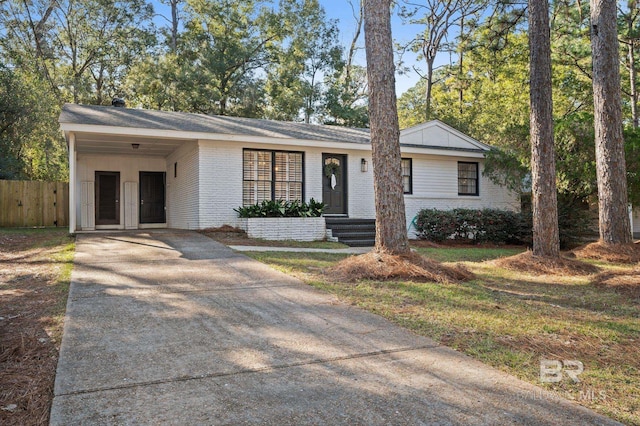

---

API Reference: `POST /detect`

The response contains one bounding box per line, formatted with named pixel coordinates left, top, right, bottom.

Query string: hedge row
left=414, top=206, right=596, bottom=247
left=414, top=208, right=526, bottom=244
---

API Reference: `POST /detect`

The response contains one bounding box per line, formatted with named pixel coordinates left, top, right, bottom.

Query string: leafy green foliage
left=264, top=0, right=343, bottom=123
left=0, top=66, right=67, bottom=180
left=235, top=199, right=325, bottom=218
left=0, top=0, right=367, bottom=180
left=398, top=4, right=639, bottom=210
left=415, top=203, right=596, bottom=249
left=414, top=209, right=458, bottom=242
left=322, top=64, right=369, bottom=127
left=520, top=193, right=597, bottom=249
left=414, top=208, right=526, bottom=244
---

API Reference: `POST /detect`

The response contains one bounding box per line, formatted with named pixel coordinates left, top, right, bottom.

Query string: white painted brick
left=245, top=217, right=326, bottom=241
left=163, top=139, right=517, bottom=238
left=166, top=141, right=199, bottom=229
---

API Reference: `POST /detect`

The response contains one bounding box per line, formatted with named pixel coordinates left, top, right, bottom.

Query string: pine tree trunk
left=529, top=0, right=560, bottom=257
left=363, top=0, right=410, bottom=255
left=170, top=0, right=179, bottom=53
left=590, top=0, right=632, bottom=244
left=425, top=59, right=434, bottom=121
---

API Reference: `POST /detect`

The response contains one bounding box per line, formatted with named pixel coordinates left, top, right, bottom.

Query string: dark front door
left=95, top=171, right=120, bottom=225
left=322, top=154, right=347, bottom=215
left=140, top=172, right=166, bottom=224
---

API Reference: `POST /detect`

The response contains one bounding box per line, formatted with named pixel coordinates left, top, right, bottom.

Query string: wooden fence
left=0, top=180, right=69, bottom=227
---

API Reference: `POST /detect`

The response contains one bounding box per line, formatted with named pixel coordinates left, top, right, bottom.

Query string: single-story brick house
left=60, top=103, right=519, bottom=241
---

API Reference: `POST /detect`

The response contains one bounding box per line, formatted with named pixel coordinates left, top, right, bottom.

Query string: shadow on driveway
left=50, top=230, right=620, bottom=425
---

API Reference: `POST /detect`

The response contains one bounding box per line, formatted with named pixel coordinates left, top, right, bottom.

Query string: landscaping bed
left=245, top=247, right=639, bottom=425
left=200, top=225, right=348, bottom=249
left=0, top=228, right=74, bottom=426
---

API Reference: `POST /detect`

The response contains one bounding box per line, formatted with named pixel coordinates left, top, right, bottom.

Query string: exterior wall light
left=361, top=158, right=368, bottom=172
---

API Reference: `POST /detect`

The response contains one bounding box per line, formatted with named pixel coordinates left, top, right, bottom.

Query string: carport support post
left=68, top=132, right=76, bottom=234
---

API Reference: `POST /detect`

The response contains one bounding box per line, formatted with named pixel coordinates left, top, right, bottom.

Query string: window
left=243, top=149, right=303, bottom=206
left=401, top=158, right=412, bottom=194
left=458, top=162, right=479, bottom=196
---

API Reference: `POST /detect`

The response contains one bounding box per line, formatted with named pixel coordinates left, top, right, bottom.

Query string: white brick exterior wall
left=166, top=141, right=199, bottom=229
left=347, top=153, right=375, bottom=218
left=198, top=141, right=244, bottom=228
left=195, top=141, right=377, bottom=228
left=188, top=140, right=517, bottom=236
left=239, top=217, right=326, bottom=241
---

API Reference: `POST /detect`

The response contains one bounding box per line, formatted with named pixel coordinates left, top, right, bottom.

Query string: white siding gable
left=400, top=120, right=490, bottom=151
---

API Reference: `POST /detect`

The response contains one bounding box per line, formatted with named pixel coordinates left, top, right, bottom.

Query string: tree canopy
left=397, top=0, right=640, bottom=209
left=0, top=0, right=368, bottom=180
left=1, top=0, right=639, bottom=202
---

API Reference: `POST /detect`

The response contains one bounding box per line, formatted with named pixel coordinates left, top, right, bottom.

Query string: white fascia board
left=400, top=146, right=486, bottom=158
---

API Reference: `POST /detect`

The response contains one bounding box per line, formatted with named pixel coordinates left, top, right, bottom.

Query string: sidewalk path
left=228, top=245, right=371, bottom=254
left=50, top=230, right=620, bottom=425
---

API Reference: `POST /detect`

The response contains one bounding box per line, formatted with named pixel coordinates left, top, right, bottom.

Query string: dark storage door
left=322, top=154, right=347, bottom=215
left=95, top=171, right=120, bottom=225
left=139, top=172, right=166, bottom=224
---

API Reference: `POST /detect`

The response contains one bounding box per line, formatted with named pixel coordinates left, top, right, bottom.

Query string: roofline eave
left=60, top=123, right=486, bottom=158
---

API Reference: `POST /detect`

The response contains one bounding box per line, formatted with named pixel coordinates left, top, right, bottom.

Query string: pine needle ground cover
left=0, top=229, right=74, bottom=426
left=245, top=247, right=639, bottom=425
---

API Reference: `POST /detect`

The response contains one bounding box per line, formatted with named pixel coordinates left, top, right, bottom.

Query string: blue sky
left=152, top=0, right=435, bottom=95
left=321, top=1, right=426, bottom=94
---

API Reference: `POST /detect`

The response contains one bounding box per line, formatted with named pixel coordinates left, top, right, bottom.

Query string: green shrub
left=414, top=209, right=457, bottom=242
left=519, top=194, right=597, bottom=249
left=234, top=198, right=325, bottom=218
left=415, top=208, right=527, bottom=244
left=415, top=202, right=595, bottom=247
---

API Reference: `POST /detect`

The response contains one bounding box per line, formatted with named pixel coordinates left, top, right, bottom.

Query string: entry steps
left=325, top=218, right=376, bottom=247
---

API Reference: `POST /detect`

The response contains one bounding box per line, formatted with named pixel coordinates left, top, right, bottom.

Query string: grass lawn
left=0, top=228, right=75, bottom=426
left=246, top=247, right=640, bottom=426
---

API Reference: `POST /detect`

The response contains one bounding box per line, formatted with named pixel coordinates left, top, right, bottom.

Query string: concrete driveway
left=50, top=231, right=619, bottom=425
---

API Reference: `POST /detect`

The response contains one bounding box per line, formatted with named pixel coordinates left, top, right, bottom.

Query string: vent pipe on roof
left=112, top=97, right=126, bottom=107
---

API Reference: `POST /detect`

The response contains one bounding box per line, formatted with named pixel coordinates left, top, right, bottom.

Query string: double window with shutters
left=242, top=149, right=304, bottom=206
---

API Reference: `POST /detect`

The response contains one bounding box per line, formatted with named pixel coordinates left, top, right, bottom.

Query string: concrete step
left=325, top=218, right=375, bottom=226
left=331, top=231, right=376, bottom=239
left=340, top=239, right=376, bottom=247
left=324, top=218, right=376, bottom=247
left=328, top=224, right=376, bottom=232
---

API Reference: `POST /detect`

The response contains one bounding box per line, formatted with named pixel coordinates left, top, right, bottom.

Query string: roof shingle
left=60, top=103, right=371, bottom=144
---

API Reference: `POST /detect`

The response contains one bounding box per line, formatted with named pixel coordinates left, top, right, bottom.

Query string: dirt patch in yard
left=493, top=250, right=600, bottom=276
left=0, top=229, right=73, bottom=426
left=326, top=251, right=474, bottom=283
left=200, top=225, right=348, bottom=249
left=200, top=225, right=249, bottom=245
